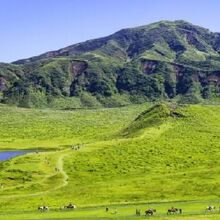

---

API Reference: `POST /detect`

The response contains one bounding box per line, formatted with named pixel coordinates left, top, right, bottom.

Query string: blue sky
left=0, top=0, right=220, bottom=62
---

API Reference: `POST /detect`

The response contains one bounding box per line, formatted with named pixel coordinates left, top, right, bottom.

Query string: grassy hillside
left=1, top=103, right=220, bottom=219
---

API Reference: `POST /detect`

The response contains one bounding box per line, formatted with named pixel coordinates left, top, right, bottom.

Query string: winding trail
left=0, top=150, right=70, bottom=199
left=56, top=152, right=69, bottom=188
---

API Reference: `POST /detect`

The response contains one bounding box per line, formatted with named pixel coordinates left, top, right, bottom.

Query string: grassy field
left=1, top=201, right=220, bottom=220
left=0, top=104, right=148, bottom=149
left=1, top=103, right=220, bottom=219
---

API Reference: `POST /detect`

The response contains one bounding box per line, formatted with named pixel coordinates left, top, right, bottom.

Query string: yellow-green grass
left=0, top=104, right=148, bottom=149
left=1, top=201, right=220, bottom=220
left=1, top=103, right=220, bottom=219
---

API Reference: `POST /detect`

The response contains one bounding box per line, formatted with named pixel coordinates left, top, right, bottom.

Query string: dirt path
left=55, top=152, right=69, bottom=188
left=0, top=150, right=70, bottom=199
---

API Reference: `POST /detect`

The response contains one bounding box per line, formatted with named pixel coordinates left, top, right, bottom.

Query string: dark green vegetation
left=2, top=20, right=220, bottom=108
left=1, top=103, right=220, bottom=220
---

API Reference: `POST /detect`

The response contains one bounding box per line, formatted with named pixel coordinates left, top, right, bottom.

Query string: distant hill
left=121, top=103, right=185, bottom=137
left=1, top=20, right=220, bottom=108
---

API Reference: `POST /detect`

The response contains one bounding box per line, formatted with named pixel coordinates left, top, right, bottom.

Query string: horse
left=167, top=207, right=178, bottom=215
left=145, top=209, right=156, bottom=216
left=206, top=206, right=215, bottom=212
left=38, top=206, right=49, bottom=212
left=64, top=203, right=76, bottom=209
left=71, top=145, right=80, bottom=150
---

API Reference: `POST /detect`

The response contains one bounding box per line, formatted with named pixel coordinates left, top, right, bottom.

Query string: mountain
left=1, top=20, right=220, bottom=108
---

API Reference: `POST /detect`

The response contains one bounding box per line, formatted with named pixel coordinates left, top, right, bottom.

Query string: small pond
left=0, top=151, right=30, bottom=161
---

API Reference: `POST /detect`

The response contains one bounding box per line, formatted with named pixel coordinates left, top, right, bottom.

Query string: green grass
left=1, top=103, right=220, bottom=219
left=0, top=104, right=148, bottom=149
left=1, top=201, right=220, bottom=220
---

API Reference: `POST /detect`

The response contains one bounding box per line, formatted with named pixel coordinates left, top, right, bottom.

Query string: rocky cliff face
left=0, top=77, right=6, bottom=91
left=2, top=20, right=220, bottom=108
left=70, top=60, right=88, bottom=77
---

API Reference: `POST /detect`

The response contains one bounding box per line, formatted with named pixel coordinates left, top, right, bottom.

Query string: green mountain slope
left=2, top=20, right=220, bottom=107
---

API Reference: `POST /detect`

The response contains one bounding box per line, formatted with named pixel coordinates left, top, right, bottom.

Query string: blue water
left=0, top=151, right=29, bottom=161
